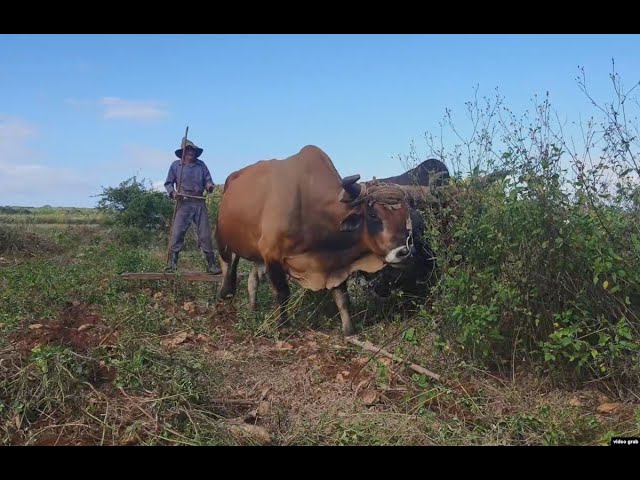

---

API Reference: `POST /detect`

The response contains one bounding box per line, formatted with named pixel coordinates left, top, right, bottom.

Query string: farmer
left=164, top=137, right=222, bottom=275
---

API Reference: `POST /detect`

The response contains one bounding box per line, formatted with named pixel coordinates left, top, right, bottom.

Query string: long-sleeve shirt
left=164, top=159, right=214, bottom=196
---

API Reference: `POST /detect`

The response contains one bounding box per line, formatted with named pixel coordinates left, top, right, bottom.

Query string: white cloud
left=65, top=96, right=169, bottom=121
left=0, top=115, right=36, bottom=141
left=100, top=97, right=168, bottom=121
left=0, top=116, right=91, bottom=199
left=1, top=162, right=90, bottom=194
left=122, top=144, right=170, bottom=168
left=64, top=98, right=93, bottom=109
left=96, top=144, right=171, bottom=176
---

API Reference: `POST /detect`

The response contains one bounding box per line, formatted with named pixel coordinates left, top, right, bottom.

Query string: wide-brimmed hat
left=175, top=138, right=203, bottom=159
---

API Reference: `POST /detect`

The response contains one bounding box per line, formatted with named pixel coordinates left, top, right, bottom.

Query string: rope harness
left=346, top=181, right=415, bottom=250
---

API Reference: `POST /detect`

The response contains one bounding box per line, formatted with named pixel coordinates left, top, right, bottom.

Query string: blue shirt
left=164, top=159, right=214, bottom=196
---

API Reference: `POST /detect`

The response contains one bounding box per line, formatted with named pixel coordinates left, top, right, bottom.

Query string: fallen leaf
left=378, top=357, right=392, bottom=367
left=153, top=292, right=163, bottom=300
left=361, top=390, right=379, bottom=406
left=355, top=380, right=369, bottom=392
left=183, top=302, right=197, bottom=313
left=29, top=324, right=43, bottom=330
left=275, top=341, right=294, bottom=351
left=597, top=403, right=621, bottom=414
left=341, top=370, right=351, bottom=378
left=227, top=422, right=271, bottom=445
left=120, top=433, right=138, bottom=446
left=72, top=300, right=81, bottom=307
left=161, top=331, right=189, bottom=348
left=78, top=324, right=94, bottom=332
left=569, top=397, right=584, bottom=407
left=257, top=401, right=271, bottom=416
left=336, top=373, right=346, bottom=383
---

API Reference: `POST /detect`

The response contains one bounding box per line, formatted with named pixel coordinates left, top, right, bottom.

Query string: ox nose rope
left=406, top=230, right=414, bottom=252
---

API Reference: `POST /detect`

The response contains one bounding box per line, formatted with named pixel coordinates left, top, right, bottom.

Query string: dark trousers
left=168, top=199, right=215, bottom=254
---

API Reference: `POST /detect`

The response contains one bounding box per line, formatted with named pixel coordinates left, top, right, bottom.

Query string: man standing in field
left=164, top=137, right=222, bottom=275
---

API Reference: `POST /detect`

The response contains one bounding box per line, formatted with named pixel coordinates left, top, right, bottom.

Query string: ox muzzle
left=384, top=213, right=415, bottom=267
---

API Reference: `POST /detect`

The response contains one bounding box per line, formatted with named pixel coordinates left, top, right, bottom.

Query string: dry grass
left=1, top=226, right=639, bottom=446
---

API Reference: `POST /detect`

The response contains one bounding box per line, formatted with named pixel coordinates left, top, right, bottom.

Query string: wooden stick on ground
left=119, top=272, right=247, bottom=282
left=209, top=398, right=256, bottom=407
left=119, top=272, right=224, bottom=282
left=345, top=337, right=443, bottom=383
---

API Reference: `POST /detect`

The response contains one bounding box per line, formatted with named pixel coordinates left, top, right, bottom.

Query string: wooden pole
left=345, top=337, right=443, bottom=383
left=165, top=126, right=190, bottom=262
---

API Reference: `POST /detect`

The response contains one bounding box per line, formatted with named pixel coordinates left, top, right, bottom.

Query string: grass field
left=0, top=206, right=107, bottom=226
left=1, top=211, right=638, bottom=446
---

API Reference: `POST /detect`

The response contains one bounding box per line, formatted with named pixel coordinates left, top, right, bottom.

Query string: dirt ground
left=3, top=294, right=637, bottom=446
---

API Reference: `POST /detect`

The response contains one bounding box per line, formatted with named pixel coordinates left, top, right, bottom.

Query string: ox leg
left=266, top=262, right=290, bottom=328
left=248, top=262, right=264, bottom=311
left=332, top=282, right=355, bottom=337
left=219, top=254, right=240, bottom=300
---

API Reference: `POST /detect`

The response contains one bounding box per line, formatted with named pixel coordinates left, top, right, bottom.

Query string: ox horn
left=339, top=174, right=362, bottom=203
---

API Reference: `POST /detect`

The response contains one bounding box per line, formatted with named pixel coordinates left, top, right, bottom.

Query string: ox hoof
left=219, top=285, right=236, bottom=300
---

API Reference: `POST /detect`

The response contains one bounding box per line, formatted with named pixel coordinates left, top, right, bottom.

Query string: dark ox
left=361, top=158, right=450, bottom=298
left=214, top=145, right=414, bottom=336
left=374, top=158, right=450, bottom=190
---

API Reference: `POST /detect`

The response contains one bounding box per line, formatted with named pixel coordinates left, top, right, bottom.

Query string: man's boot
left=165, top=251, right=179, bottom=272
left=205, top=252, right=222, bottom=275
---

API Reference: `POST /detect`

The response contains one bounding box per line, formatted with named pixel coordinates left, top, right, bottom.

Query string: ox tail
left=215, top=225, right=233, bottom=265
left=216, top=228, right=240, bottom=299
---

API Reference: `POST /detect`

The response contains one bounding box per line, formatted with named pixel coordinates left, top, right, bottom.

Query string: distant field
left=0, top=206, right=107, bottom=225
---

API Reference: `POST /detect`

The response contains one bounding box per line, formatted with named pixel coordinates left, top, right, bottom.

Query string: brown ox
left=244, top=158, right=450, bottom=307
left=214, top=145, right=414, bottom=336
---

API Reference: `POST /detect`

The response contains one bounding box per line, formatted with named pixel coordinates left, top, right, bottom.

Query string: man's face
left=184, top=148, right=196, bottom=163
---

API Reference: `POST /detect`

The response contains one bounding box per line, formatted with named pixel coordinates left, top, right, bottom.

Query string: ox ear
left=339, top=174, right=362, bottom=203
left=339, top=212, right=362, bottom=232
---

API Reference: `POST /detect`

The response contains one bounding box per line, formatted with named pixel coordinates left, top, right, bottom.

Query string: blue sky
left=1, top=34, right=639, bottom=207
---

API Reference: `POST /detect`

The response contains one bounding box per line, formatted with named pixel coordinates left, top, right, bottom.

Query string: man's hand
left=169, top=191, right=177, bottom=200
left=206, top=183, right=214, bottom=193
